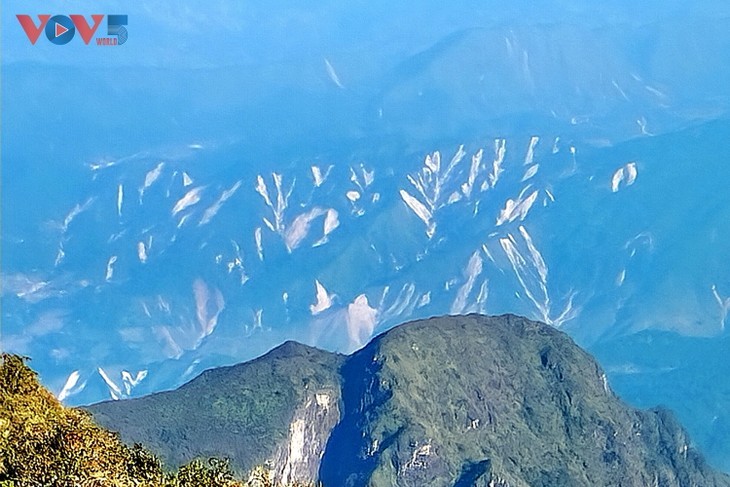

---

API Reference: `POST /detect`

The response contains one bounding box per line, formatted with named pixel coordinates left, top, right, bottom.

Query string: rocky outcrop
left=269, top=390, right=340, bottom=485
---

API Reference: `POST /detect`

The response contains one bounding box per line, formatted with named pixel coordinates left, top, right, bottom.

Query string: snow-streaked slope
left=4, top=119, right=730, bottom=411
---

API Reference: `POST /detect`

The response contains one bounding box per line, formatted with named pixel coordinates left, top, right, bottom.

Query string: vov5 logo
left=17, top=14, right=128, bottom=45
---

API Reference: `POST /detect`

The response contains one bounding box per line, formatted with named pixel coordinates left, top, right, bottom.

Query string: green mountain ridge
left=89, top=314, right=729, bottom=486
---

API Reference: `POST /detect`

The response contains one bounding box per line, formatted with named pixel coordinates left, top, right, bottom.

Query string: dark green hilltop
left=88, top=314, right=730, bottom=487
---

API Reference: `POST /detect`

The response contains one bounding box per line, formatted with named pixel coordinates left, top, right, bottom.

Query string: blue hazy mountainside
left=3, top=0, right=730, bottom=471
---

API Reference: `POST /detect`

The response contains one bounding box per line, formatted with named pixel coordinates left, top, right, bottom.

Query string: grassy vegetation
left=0, top=353, right=315, bottom=487
left=88, top=342, right=344, bottom=475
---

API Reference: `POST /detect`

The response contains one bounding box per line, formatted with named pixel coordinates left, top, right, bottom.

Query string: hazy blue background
left=4, top=0, right=730, bottom=470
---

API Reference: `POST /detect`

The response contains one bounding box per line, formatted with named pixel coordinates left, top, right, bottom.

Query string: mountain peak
left=264, top=340, right=333, bottom=360
left=90, top=314, right=730, bottom=486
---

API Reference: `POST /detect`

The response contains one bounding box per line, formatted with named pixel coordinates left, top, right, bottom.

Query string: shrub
left=0, top=354, right=318, bottom=487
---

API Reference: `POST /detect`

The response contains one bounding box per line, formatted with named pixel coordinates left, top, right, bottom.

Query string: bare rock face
left=90, top=315, right=730, bottom=486
left=269, top=390, right=340, bottom=484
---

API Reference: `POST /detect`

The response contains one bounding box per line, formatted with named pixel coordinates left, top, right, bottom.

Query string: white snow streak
left=379, top=283, right=418, bottom=322
left=346, top=295, right=378, bottom=350
left=712, top=285, right=730, bottom=332
left=285, top=208, right=327, bottom=251
left=310, top=280, right=334, bottom=315
left=97, top=367, right=123, bottom=401
left=612, top=79, right=630, bottom=101
left=611, top=162, right=638, bottom=192
left=255, top=227, right=264, bottom=261
left=312, top=165, right=333, bottom=187
left=461, top=149, right=483, bottom=198
left=489, top=139, right=507, bottom=188
left=117, top=184, right=124, bottom=218
left=522, top=164, right=539, bottom=182
left=62, top=198, right=94, bottom=232
left=137, top=242, right=148, bottom=264
left=256, top=173, right=295, bottom=235
left=121, top=370, right=148, bottom=396
left=524, top=136, right=539, bottom=165
left=105, top=256, right=118, bottom=281
left=324, top=58, right=345, bottom=89
left=199, top=180, right=242, bottom=225
left=323, top=209, right=340, bottom=237
left=519, top=226, right=547, bottom=284
left=139, top=162, right=164, bottom=201
left=399, top=189, right=434, bottom=236
left=156, top=326, right=183, bottom=359
left=496, top=188, right=539, bottom=226
left=54, top=246, right=66, bottom=267
left=637, top=117, right=651, bottom=136
left=400, top=146, right=467, bottom=237
left=172, top=186, right=204, bottom=216
left=58, top=371, right=81, bottom=401
left=193, top=279, right=225, bottom=342
left=451, top=251, right=485, bottom=314
left=499, top=228, right=577, bottom=327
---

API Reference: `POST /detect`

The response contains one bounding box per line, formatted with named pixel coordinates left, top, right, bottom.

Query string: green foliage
left=0, top=354, right=315, bottom=487
left=127, top=443, right=164, bottom=483
left=88, top=342, right=344, bottom=474
left=1, top=354, right=134, bottom=486
left=164, top=458, right=240, bottom=487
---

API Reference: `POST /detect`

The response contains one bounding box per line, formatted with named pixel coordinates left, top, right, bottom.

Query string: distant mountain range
left=89, top=314, right=730, bottom=486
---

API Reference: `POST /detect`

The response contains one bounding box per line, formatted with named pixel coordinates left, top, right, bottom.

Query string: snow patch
left=499, top=228, right=577, bottom=327
left=58, top=371, right=81, bottom=402
left=105, top=256, right=118, bottom=281
left=489, top=139, right=507, bottom=188
left=346, top=295, right=378, bottom=350
left=255, top=227, right=264, bottom=261
left=97, top=367, right=123, bottom=401
left=312, top=165, right=333, bottom=187
left=310, top=280, right=335, bottom=316
left=496, top=187, right=539, bottom=226
left=62, top=198, right=94, bottom=232
left=139, top=162, right=164, bottom=201
left=285, top=207, right=327, bottom=251
left=399, top=189, right=434, bottom=237
left=256, top=173, right=295, bottom=236
left=193, top=279, right=225, bottom=343
left=199, top=180, right=242, bottom=225
left=712, top=285, right=730, bottom=332
left=461, top=149, right=483, bottom=198
left=137, top=242, right=148, bottom=264
left=172, top=186, right=205, bottom=216
left=611, top=162, right=638, bottom=192
left=324, top=58, right=345, bottom=89
left=116, top=184, right=124, bottom=218
left=522, top=164, right=539, bottom=182
left=524, top=136, right=539, bottom=165
left=121, top=369, right=148, bottom=396
left=451, top=251, right=485, bottom=314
